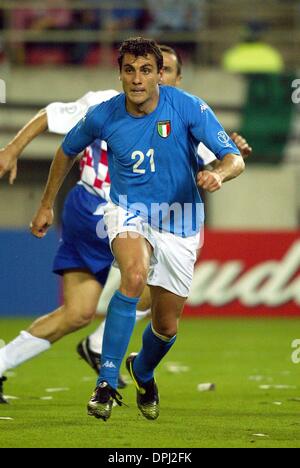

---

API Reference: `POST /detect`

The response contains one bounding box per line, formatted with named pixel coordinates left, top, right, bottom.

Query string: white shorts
left=103, top=201, right=201, bottom=297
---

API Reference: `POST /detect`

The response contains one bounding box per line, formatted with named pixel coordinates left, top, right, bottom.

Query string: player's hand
left=0, top=147, right=18, bottom=184
left=197, top=170, right=222, bottom=192
left=30, top=205, right=54, bottom=238
left=230, top=132, right=252, bottom=160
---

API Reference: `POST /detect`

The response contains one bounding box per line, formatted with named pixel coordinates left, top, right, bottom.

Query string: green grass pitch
left=0, top=317, right=300, bottom=448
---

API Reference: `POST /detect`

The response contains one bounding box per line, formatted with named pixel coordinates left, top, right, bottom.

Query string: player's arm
left=197, top=153, right=245, bottom=193
left=209, top=132, right=252, bottom=171
left=198, top=132, right=252, bottom=170
left=0, top=109, right=48, bottom=184
left=188, top=97, right=245, bottom=192
left=30, top=104, right=101, bottom=238
left=0, top=92, right=97, bottom=184
left=30, top=146, right=75, bottom=238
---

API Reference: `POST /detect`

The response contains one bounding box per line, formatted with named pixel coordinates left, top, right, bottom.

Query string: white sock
left=136, top=308, right=151, bottom=321
left=0, top=331, right=51, bottom=377
left=88, top=308, right=151, bottom=355
left=97, top=266, right=121, bottom=314
left=88, top=320, right=106, bottom=354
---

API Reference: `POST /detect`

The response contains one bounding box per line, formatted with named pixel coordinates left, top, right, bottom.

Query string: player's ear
left=175, top=74, right=182, bottom=86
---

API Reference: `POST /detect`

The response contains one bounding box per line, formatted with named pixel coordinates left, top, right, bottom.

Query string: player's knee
left=122, top=267, right=147, bottom=296
left=155, top=324, right=178, bottom=340
left=66, top=305, right=96, bottom=329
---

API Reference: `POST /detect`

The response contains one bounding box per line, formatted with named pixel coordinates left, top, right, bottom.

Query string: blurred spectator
left=70, top=8, right=101, bottom=64
left=94, top=3, right=147, bottom=66
left=28, top=0, right=73, bottom=32
left=11, top=0, right=73, bottom=64
left=9, top=1, right=147, bottom=66
left=103, top=6, right=146, bottom=32
left=146, top=0, right=206, bottom=33
left=222, top=21, right=284, bottom=73
left=146, top=0, right=206, bottom=59
left=12, top=0, right=72, bottom=33
left=225, top=22, right=288, bottom=165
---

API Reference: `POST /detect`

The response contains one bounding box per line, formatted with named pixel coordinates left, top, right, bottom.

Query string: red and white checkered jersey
left=46, top=89, right=217, bottom=199
left=78, top=139, right=111, bottom=200
left=46, top=90, right=119, bottom=199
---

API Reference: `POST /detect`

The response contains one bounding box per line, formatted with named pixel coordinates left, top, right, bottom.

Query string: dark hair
left=158, top=44, right=183, bottom=76
left=118, top=37, right=163, bottom=72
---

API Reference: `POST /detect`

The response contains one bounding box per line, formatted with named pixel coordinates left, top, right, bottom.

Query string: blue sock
left=133, top=322, right=177, bottom=383
left=97, top=290, right=139, bottom=389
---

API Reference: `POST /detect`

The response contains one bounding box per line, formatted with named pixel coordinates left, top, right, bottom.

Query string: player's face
left=161, top=52, right=182, bottom=87
left=120, top=53, right=162, bottom=111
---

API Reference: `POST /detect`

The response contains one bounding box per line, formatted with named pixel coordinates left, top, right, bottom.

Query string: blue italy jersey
left=62, top=86, right=241, bottom=237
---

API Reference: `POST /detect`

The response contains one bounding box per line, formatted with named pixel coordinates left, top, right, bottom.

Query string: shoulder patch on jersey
left=157, top=120, right=171, bottom=138
left=217, top=130, right=231, bottom=147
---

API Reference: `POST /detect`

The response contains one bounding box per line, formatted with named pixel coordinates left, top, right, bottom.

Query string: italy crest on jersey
left=157, top=121, right=171, bottom=138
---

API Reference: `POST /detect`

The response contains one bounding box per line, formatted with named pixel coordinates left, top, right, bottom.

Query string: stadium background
left=1, top=0, right=299, bottom=318
left=0, top=0, right=300, bottom=450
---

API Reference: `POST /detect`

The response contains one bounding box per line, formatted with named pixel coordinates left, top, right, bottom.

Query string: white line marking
left=45, top=387, right=70, bottom=393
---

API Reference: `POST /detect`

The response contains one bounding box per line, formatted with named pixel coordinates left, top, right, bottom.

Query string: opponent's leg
left=28, top=270, right=102, bottom=342
left=77, top=266, right=121, bottom=377
left=0, top=270, right=101, bottom=402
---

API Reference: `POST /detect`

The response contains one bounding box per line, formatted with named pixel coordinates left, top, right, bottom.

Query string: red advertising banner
left=185, top=230, right=300, bottom=316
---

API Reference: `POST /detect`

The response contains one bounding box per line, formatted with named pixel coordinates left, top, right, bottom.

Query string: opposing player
left=30, top=37, right=245, bottom=421
left=0, top=45, right=250, bottom=405
left=0, top=89, right=137, bottom=399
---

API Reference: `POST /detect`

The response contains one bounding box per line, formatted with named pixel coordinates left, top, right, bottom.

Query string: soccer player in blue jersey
left=29, top=37, right=245, bottom=421
left=0, top=44, right=251, bottom=406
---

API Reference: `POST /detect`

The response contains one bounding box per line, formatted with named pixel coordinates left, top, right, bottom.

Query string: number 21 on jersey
left=132, top=149, right=155, bottom=174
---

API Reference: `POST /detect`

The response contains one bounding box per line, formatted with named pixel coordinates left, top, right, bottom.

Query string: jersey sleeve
left=187, top=96, right=241, bottom=160
left=46, top=90, right=119, bottom=135
left=62, top=104, right=103, bottom=158
left=46, top=97, right=90, bottom=135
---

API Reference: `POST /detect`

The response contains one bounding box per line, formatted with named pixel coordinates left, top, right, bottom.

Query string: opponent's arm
left=0, top=109, right=47, bottom=184
left=197, top=153, right=245, bottom=193
left=209, top=132, right=252, bottom=171
left=0, top=91, right=95, bottom=184
left=230, top=132, right=252, bottom=160
left=30, top=146, right=75, bottom=238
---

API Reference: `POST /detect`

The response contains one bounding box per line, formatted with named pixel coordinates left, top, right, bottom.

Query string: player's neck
left=126, top=88, right=160, bottom=117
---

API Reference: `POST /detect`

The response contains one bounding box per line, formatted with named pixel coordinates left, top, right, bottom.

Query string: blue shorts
left=53, top=184, right=113, bottom=286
